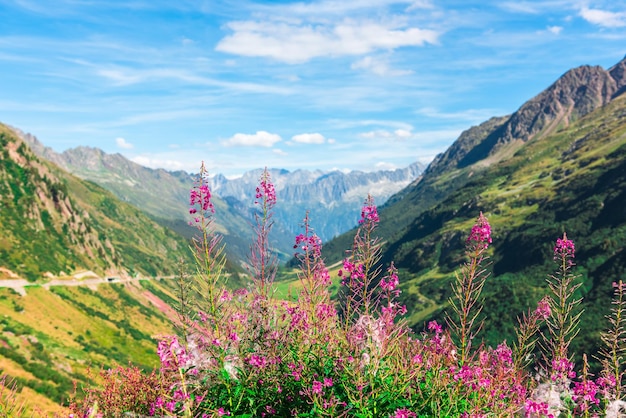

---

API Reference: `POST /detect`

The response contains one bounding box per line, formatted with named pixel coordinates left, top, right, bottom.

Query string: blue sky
left=0, top=0, right=625, bottom=177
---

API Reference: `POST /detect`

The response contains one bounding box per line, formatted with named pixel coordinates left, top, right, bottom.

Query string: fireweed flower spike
left=545, top=232, right=582, bottom=379
left=339, top=194, right=383, bottom=325
left=467, top=211, right=492, bottom=250
left=250, top=168, right=278, bottom=298
left=448, top=212, right=492, bottom=365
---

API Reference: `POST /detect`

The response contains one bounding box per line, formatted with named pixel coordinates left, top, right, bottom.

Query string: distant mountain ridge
left=209, top=163, right=424, bottom=241
left=17, top=130, right=424, bottom=251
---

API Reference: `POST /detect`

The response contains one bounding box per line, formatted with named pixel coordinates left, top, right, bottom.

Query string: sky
left=0, top=1, right=625, bottom=177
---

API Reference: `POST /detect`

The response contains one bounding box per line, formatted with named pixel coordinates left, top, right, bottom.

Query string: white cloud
left=416, top=107, right=500, bottom=123
left=131, top=156, right=186, bottom=171
left=580, top=7, right=626, bottom=28
left=351, top=56, right=412, bottom=76
left=215, top=19, right=439, bottom=64
left=547, top=25, right=563, bottom=35
left=375, top=161, right=398, bottom=170
left=291, top=132, right=326, bottom=144
left=360, top=128, right=413, bottom=140
left=115, top=137, right=133, bottom=149
left=499, top=2, right=541, bottom=14
left=394, top=129, right=412, bottom=139
left=222, top=131, right=282, bottom=147
left=328, top=138, right=336, bottom=144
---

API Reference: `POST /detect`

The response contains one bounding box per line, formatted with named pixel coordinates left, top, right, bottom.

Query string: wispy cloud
left=95, top=65, right=293, bottom=94
left=360, top=128, right=413, bottom=141
left=291, top=133, right=326, bottom=144
left=222, top=131, right=282, bottom=147
left=580, top=7, right=626, bottom=28
left=216, top=19, right=439, bottom=64
left=547, top=25, right=563, bottom=35
left=351, top=56, right=413, bottom=76
left=131, top=155, right=186, bottom=171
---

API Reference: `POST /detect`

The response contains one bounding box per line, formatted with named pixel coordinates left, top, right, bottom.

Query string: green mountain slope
left=319, top=56, right=626, bottom=363
left=324, top=56, right=626, bottom=265
left=13, top=134, right=295, bottom=265
left=0, top=124, right=193, bottom=280
left=383, top=80, right=626, bottom=361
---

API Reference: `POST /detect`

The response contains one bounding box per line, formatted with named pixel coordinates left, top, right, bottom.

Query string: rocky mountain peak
left=609, top=55, right=626, bottom=97
left=426, top=57, right=626, bottom=174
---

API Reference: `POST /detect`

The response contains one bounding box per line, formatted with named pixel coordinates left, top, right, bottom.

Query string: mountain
left=0, top=124, right=193, bottom=280
left=208, top=163, right=424, bottom=242
left=332, top=56, right=626, bottom=361
left=19, top=131, right=423, bottom=258
left=14, top=133, right=288, bottom=266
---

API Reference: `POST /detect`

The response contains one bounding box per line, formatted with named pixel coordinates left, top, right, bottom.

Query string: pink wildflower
left=551, top=357, right=576, bottom=381
left=359, top=197, right=379, bottom=225
left=312, top=380, right=323, bottom=394
left=247, top=355, right=268, bottom=368
left=157, top=335, right=188, bottom=370
left=294, top=233, right=323, bottom=257
left=573, top=379, right=600, bottom=411
left=534, top=296, right=551, bottom=320
left=190, top=184, right=214, bottom=213
left=524, top=399, right=553, bottom=418
left=255, top=169, right=277, bottom=206
left=392, top=408, right=417, bottom=418
left=428, top=320, right=443, bottom=334
left=554, top=232, right=575, bottom=263
left=467, top=212, right=492, bottom=249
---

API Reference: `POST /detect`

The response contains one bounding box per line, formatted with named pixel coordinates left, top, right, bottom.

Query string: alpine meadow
left=0, top=52, right=626, bottom=417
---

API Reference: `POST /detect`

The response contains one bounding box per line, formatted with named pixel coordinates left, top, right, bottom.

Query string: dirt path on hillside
left=0, top=277, right=138, bottom=296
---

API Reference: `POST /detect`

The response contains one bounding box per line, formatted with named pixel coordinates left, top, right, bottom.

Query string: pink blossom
left=524, top=399, right=554, bottom=418
left=190, top=184, right=214, bottom=214
left=247, top=355, right=268, bottom=368
left=495, top=342, right=513, bottom=366
left=392, top=408, right=417, bottom=418
left=312, top=380, right=323, bottom=394
left=551, top=357, right=576, bottom=381
left=217, top=408, right=231, bottom=416
left=255, top=169, right=277, bottom=206
left=534, top=296, right=551, bottom=320
left=428, top=320, right=443, bottom=334
left=573, top=379, right=600, bottom=411
left=157, top=335, right=188, bottom=370
left=359, top=196, right=379, bottom=225
left=467, top=212, right=492, bottom=249
left=323, top=377, right=333, bottom=387
left=554, top=232, right=575, bottom=263
left=294, top=233, right=323, bottom=257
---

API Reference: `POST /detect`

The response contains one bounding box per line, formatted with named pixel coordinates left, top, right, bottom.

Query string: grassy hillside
left=0, top=124, right=193, bottom=280
left=0, top=279, right=179, bottom=413
left=381, top=93, right=626, bottom=363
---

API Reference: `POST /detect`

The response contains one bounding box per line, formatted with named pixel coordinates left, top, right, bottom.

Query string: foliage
left=66, top=167, right=626, bottom=417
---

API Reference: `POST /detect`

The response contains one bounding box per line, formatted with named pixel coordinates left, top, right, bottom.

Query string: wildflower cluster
left=554, top=232, right=575, bottom=264
left=68, top=166, right=626, bottom=418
